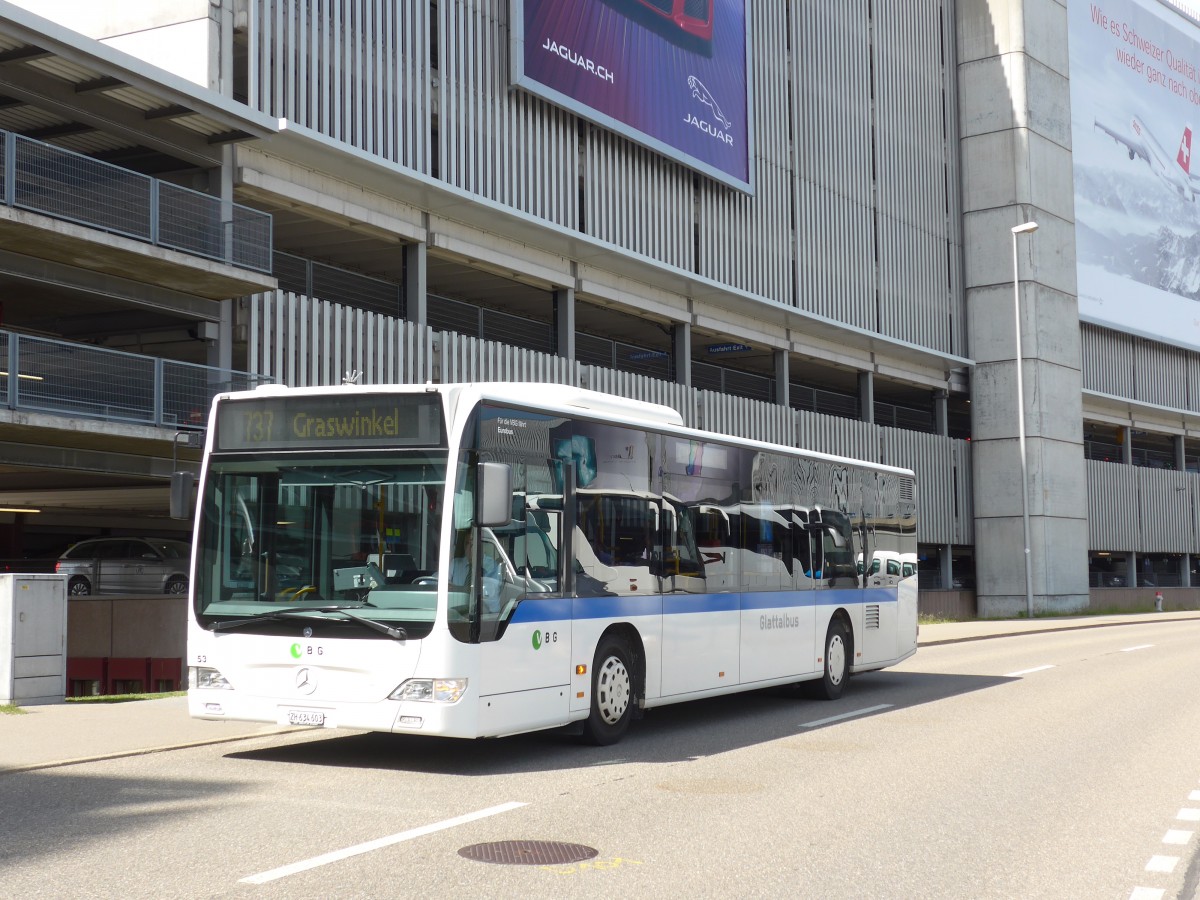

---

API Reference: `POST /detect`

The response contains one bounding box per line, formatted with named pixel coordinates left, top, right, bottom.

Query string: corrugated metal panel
left=584, top=130, right=693, bottom=270
left=794, top=407, right=878, bottom=464
left=439, top=332, right=579, bottom=385
left=697, top=391, right=793, bottom=447
left=881, top=426, right=968, bottom=546
left=941, top=0, right=966, bottom=358
left=247, top=0, right=430, bottom=171
left=1086, top=459, right=1142, bottom=549
left=1190, top=355, right=1200, bottom=413
left=793, top=0, right=875, bottom=331
left=439, top=0, right=578, bottom=226
left=1134, top=337, right=1188, bottom=409
left=873, top=0, right=955, bottom=353
left=1137, top=467, right=1194, bottom=552
left=695, top=2, right=791, bottom=301
left=952, top=438, right=974, bottom=544
left=247, top=292, right=434, bottom=386
left=1081, top=324, right=1135, bottom=396
left=1082, top=323, right=1200, bottom=410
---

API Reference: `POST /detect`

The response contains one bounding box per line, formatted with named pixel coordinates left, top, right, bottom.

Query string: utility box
left=0, top=574, right=68, bottom=705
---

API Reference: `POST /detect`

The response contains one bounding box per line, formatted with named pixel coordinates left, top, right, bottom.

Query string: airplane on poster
left=1094, top=115, right=1196, bottom=201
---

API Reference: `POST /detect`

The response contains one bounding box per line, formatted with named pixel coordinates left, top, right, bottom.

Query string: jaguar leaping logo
left=687, top=76, right=731, bottom=129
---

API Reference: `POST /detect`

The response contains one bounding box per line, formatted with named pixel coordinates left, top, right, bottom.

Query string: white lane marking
left=1004, top=664, right=1056, bottom=678
left=1121, top=644, right=1155, bottom=652
left=1129, top=888, right=1165, bottom=900
left=1162, top=829, right=1194, bottom=846
left=801, top=704, right=893, bottom=728
left=1145, top=855, right=1179, bottom=874
left=1178, top=808, right=1200, bottom=822
left=1190, top=790, right=1200, bottom=802
left=240, top=801, right=527, bottom=884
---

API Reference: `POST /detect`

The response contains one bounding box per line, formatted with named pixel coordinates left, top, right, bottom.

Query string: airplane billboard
left=1069, top=0, right=1200, bottom=350
left=510, top=0, right=752, bottom=193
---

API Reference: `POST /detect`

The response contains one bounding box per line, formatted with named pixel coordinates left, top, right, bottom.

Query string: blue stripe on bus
left=507, top=588, right=897, bottom=624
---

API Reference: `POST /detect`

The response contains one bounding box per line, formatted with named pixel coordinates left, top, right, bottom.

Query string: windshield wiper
left=209, top=605, right=407, bottom=641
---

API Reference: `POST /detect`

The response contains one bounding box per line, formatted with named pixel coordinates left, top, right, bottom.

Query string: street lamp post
left=1011, top=220, right=1038, bottom=618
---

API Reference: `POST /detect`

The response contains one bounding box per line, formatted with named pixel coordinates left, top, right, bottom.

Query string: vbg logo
left=532, top=630, right=558, bottom=650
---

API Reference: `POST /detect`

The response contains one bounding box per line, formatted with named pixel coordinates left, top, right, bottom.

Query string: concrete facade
left=958, top=0, right=1090, bottom=614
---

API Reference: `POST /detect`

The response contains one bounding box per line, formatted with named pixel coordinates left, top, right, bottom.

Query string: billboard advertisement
left=1069, top=0, right=1200, bottom=349
left=510, top=0, right=752, bottom=192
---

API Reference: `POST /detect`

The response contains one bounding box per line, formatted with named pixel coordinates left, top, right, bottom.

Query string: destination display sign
left=214, top=393, right=445, bottom=451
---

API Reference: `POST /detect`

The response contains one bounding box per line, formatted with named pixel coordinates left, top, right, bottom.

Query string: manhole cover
left=458, top=840, right=598, bottom=866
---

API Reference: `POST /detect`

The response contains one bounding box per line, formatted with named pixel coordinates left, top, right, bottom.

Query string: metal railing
left=1, top=130, right=272, bottom=274
left=1, top=329, right=271, bottom=429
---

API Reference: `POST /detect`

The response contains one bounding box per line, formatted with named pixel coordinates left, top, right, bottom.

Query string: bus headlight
left=389, top=678, right=467, bottom=703
left=190, top=666, right=233, bottom=690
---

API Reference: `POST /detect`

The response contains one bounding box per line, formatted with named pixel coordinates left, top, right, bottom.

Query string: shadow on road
left=0, top=770, right=250, bottom=866
left=225, top=669, right=1013, bottom=775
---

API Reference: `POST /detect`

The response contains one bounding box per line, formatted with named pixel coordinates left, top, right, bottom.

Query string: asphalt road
left=2, top=619, right=1199, bottom=899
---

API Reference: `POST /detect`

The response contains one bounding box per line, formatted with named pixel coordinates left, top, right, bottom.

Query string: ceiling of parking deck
left=0, top=422, right=194, bottom=545
left=0, top=7, right=274, bottom=172
left=0, top=8, right=272, bottom=541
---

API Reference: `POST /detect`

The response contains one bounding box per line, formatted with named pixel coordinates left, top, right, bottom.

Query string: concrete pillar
left=404, top=242, right=427, bottom=325
left=1126, top=552, right=1137, bottom=588
left=958, top=0, right=1089, bottom=616
left=672, top=322, right=692, bottom=389
left=1183, top=554, right=1192, bottom=589
left=1175, top=435, right=1186, bottom=471
left=774, top=349, right=790, bottom=409
left=209, top=145, right=234, bottom=373
left=934, top=390, right=949, bottom=436
left=553, top=288, right=575, bottom=360
left=858, top=371, right=874, bottom=424
left=941, top=543, right=954, bottom=591
left=1121, top=427, right=1132, bottom=465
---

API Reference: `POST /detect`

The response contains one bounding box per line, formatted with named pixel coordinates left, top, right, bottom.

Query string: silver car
left=56, top=537, right=191, bottom=596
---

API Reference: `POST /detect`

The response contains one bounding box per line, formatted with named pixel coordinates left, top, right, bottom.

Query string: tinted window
left=147, top=540, right=190, bottom=559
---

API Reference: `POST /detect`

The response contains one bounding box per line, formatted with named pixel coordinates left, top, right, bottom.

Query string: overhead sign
left=706, top=342, right=751, bottom=354
left=510, top=0, right=753, bottom=193
left=1069, top=0, right=1200, bottom=350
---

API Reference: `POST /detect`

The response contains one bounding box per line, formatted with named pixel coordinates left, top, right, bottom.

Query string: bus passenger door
left=471, top=453, right=572, bottom=731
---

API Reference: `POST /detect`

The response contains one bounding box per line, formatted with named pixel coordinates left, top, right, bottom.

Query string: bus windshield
left=194, top=451, right=447, bottom=637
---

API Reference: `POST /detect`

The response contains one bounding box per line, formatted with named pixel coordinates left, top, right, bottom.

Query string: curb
left=918, top=613, right=1200, bottom=647
left=0, top=727, right=298, bottom=776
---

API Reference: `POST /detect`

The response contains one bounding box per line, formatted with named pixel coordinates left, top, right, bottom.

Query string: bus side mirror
left=478, top=462, right=512, bottom=527
left=170, top=471, right=194, bottom=520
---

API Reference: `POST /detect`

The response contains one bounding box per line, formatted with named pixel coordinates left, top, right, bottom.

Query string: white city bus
left=187, top=382, right=918, bottom=744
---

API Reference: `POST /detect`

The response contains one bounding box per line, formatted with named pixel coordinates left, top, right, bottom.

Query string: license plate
left=288, top=710, right=325, bottom=727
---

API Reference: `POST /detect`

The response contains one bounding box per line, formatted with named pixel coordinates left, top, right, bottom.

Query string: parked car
left=55, top=537, right=191, bottom=596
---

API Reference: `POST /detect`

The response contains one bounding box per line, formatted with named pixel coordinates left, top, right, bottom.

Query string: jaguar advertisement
left=511, top=0, right=752, bottom=192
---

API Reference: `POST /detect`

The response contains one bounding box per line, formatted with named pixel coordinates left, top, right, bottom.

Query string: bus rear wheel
left=581, top=636, right=634, bottom=745
left=806, top=618, right=850, bottom=701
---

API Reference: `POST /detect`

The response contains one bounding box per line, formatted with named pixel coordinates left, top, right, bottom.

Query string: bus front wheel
left=807, top=618, right=850, bottom=701
left=581, top=636, right=634, bottom=745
